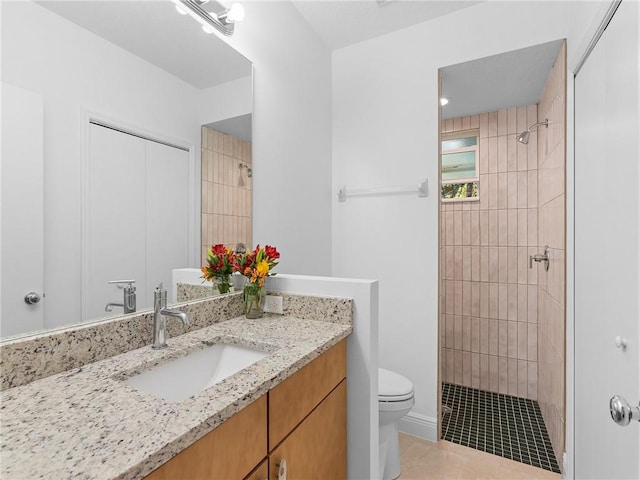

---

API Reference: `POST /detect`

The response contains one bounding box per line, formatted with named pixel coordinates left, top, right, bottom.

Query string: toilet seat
left=378, top=368, right=414, bottom=402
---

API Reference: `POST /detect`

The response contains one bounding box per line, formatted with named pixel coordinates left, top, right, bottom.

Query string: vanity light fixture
left=172, top=0, right=245, bottom=36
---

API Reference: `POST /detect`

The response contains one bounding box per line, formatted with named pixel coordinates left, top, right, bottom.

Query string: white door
left=574, top=2, right=640, bottom=478
left=85, top=124, right=147, bottom=320
left=145, top=140, right=189, bottom=296
left=0, top=83, right=44, bottom=337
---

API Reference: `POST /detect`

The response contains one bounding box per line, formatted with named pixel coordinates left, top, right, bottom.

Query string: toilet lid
left=378, top=368, right=414, bottom=401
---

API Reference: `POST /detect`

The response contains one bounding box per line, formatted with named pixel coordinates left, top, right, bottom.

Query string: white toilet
left=378, top=368, right=415, bottom=480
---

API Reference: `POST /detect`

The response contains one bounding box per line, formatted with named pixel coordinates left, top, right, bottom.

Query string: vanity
left=0, top=293, right=352, bottom=479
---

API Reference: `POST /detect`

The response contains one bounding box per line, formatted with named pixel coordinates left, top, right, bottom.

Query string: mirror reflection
left=1, top=0, right=252, bottom=339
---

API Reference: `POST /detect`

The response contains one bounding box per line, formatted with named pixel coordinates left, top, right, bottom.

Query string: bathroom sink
left=124, top=344, right=269, bottom=403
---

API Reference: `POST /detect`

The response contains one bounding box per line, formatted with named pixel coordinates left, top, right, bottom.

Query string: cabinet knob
left=278, top=458, right=287, bottom=480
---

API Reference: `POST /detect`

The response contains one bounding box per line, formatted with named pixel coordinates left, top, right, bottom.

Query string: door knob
left=610, top=395, right=640, bottom=426
left=24, top=292, right=41, bottom=305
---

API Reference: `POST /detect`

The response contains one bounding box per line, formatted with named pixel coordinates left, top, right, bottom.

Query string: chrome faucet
left=105, top=280, right=136, bottom=313
left=152, top=283, right=189, bottom=349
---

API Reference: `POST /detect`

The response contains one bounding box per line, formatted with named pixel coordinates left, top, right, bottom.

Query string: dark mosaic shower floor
left=441, top=383, right=561, bottom=474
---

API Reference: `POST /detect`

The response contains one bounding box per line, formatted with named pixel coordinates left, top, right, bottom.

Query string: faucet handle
left=154, top=283, right=167, bottom=304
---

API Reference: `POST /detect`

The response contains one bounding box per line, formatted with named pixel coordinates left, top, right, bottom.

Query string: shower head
left=517, top=118, right=549, bottom=145
left=517, top=130, right=530, bottom=144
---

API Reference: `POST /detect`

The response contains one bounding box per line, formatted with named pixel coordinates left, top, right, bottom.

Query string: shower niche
left=438, top=39, right=567, bottom=474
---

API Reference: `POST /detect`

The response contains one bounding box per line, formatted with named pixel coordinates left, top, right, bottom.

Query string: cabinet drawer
left=270, top=380, right=347, bottom=480
left=146, top=395, right=267, bottom=480
left=269, top=339, right=346, bottom=449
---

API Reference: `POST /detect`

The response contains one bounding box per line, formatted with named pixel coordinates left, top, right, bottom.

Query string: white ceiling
left=290, top=0, right=481, bottom=50
left=38, top=1, right=562, bottom=119
left=441, top=40, right=565, bottom=119
left=37, top=1, right=252, bottom=89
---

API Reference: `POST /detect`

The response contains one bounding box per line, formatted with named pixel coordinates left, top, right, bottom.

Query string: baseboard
left=399, top=412, right=438, bottom=442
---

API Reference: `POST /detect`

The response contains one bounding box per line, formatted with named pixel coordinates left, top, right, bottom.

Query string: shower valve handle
left=529, top=246, right=550, bottom=271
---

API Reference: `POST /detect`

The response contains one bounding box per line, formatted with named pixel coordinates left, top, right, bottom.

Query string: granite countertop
left=0, top=315, right=352, bottom=479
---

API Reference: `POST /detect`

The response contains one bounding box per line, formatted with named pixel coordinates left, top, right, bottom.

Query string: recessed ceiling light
left=440, top=97, right=450, bottom=106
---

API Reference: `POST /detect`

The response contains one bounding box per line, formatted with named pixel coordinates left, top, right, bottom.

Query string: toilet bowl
left=378, top=368, right=414, bottom=480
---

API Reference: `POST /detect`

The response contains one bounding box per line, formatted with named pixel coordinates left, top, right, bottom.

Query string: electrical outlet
left=264, top=295, right=284, bottom=314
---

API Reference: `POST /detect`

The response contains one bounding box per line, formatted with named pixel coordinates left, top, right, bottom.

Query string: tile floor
left=398, top=433, right=561, bottom=479
left=441, top=383, right=560, bottom=473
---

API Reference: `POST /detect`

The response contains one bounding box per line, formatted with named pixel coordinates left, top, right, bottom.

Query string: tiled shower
left=200, top=126, right=253, bottom=263
left=439, top=43, right=566, bottom=471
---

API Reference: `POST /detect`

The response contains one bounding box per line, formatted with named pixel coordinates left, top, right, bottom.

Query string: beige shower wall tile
left=487, top=137, right=498, bottom=173
left=497, top=172, right=508, bottom=209
left=498, top=209, right=508, bottom=246
left=488, top=356, right=498, bottom=392
left=517, top=284, right=528, bottom=322
left=498, top=247, right=508, bottom=283
left=480, top=354, right=490, bottom=391
left=507, top=209, right=518, bottom=246
left=463, top=282, right=471, bottom=316
left=471, top=353, right=480, bottom=389
left=497, top=136, right=508, bottom=173
left=528, top=362, right=538, bottom=400
left=518, top=209, right=528, bottom=246
left=462, top=351, right=471, bottom=385
left=454, top=350, right=463, bottom=385
left=499, top=357, right=509, bottom=394
left=518, top=360, right=529, bottom=398
left=488, top=111, right=498, bottom=137
left=517, top=170, right=528, bottom=208
left=508, top=358, right=518, bottom=396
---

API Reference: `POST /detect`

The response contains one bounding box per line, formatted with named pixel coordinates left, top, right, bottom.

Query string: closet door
left=145, top=140, right=189, bottom=298
left=85, top=124, right=146, bottom=320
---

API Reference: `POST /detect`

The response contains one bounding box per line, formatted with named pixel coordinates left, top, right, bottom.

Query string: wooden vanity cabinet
left=269, top=380, right=347, bottom=479
left=145, top=338, right=347, bottom=480
left=145, top=395, right=267, bottom=480
left=267, top=339, right=347, bottom=479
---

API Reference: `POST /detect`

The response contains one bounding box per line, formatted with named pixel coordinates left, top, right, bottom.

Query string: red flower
left=265, top=245, right=280, bottom=260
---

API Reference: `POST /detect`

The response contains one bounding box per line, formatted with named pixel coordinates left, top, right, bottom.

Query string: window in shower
left=441, top=130, right=479, bottom=201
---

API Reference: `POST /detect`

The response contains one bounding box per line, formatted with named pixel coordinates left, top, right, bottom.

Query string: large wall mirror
left=1, top=0, right=253, bottom=339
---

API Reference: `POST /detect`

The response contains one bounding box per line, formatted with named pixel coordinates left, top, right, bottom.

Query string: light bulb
left=202, top=24, right=214, bottom=34
left=225, top=3, right=245, bottom=22
left=440, top=97, right=449, bottom=106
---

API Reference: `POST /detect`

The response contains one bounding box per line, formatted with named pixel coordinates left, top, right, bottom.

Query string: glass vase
left=243, top=282, right=265, bottom=319
left=214, top=274, right=232, bottom=295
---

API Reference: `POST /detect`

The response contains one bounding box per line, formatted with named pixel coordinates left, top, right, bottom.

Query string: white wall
left=332, top=1, right=583, bottom=442
left=218, top=2, right=333, bottom=276
left=198, top=75, right=253, bottom=125
left=267, top=274, right=379, bottom=480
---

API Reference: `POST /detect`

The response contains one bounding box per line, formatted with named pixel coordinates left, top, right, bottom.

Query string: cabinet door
left=269, top=339, right=346, bottom=449
left=244, top=458, right=268, bottom=480
left=146, top=395, right=267, bottom=480
left=270, top=380, right=347, bottom=480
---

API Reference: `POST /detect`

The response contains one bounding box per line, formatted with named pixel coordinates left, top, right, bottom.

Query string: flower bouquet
left=201, top=244, right=237, bottom=294
left=236, top=245, right=280, bottom=318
